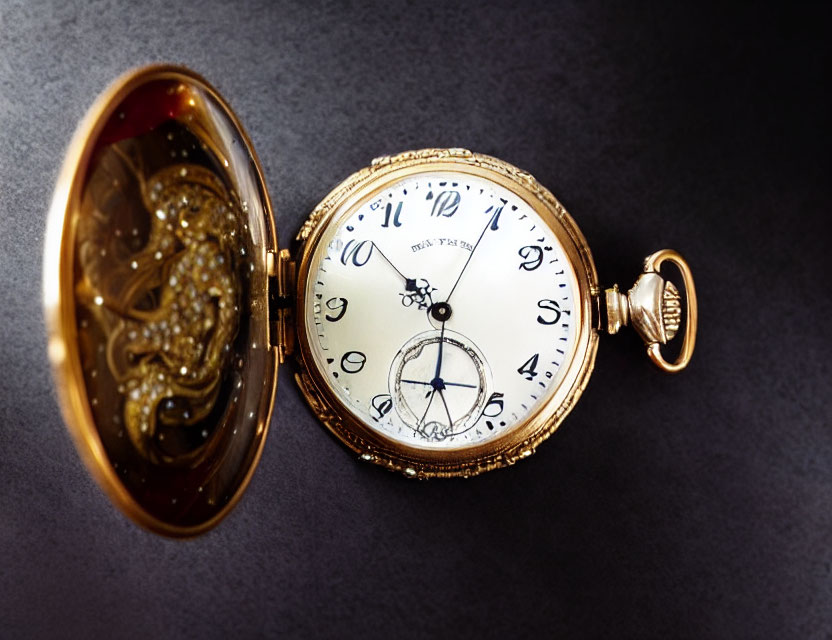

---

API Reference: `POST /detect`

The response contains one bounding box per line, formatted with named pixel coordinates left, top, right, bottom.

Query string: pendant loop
left=639, top=250, right=697, bottom=373
left=605, top=249, right=697, bottom=373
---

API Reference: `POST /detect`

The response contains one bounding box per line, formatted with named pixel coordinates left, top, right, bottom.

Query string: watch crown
left=604, top=284, right=628, bottom=335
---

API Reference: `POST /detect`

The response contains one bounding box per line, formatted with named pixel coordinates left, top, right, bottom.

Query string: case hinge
left=267, top=249, right=296, bottom=363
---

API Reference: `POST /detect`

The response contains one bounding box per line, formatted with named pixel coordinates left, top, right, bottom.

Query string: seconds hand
left=401, top=379, right=477, bottom=389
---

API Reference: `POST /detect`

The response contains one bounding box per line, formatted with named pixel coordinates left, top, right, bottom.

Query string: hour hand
left=370, top=242, right=436, bottom=310
left=399, top=277, right=437, bottom=312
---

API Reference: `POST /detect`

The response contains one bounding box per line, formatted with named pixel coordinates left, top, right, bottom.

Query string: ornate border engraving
left=292, top=149, right=600, bottom=478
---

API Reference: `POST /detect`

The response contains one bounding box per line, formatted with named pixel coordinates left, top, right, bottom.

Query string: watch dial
left=305, top=170, right=578, bottom=450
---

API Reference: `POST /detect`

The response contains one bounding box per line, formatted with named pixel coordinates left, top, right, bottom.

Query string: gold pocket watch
left=45, top=65, right=697, bottom=536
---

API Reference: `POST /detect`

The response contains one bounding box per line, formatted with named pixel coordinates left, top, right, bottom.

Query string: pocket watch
left=44, top=65, right=697, bottom=536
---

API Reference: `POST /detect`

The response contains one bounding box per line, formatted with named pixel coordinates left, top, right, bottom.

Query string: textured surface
left=0, top=1, right=830, bottom=638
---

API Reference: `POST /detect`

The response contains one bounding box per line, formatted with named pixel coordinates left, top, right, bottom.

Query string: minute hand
left=444, top=207, right=499, bottom=304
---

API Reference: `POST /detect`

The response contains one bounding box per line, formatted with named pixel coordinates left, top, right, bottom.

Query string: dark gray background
left=1, top=1, right=830, bottom=637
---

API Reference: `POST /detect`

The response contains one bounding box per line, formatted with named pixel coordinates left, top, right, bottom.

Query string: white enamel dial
left=304, top=170, right=579, bottom=450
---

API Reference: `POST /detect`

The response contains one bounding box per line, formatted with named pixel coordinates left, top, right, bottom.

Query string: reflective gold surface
left=292, top=149, right=599, bottom=478
left=641, top=249, right=697, bottom=373
left=604, top=249, right=697, bottom=373
left=78, top=158, right=243, bottom=464
left=45, top=66, right=278, bottom=535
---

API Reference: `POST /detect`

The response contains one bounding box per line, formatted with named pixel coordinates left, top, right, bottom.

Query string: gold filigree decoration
left=77, top=153, right=242, bottom=464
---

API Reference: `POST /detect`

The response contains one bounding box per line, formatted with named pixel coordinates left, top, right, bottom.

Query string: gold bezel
left=293, top=148, right=599, bottom=478
left=43, top=64, right=279, bottom=536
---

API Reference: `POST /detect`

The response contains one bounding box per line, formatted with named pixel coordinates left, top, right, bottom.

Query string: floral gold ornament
left=45, top=67, right=277, bottom=536
left=45, top=65, right=697, bottom=536
left=78, top=159, right=244, bottom=464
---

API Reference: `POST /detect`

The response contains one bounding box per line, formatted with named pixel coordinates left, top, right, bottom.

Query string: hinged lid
left=43, top=65, right=280, bottom=536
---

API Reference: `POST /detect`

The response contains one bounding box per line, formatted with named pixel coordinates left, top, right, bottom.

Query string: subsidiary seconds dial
left=304, top=170, right=578, bottom=450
